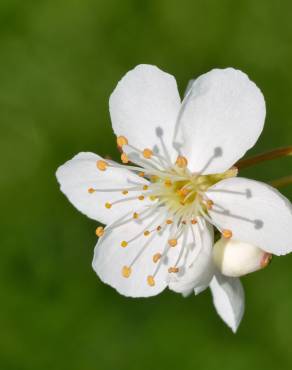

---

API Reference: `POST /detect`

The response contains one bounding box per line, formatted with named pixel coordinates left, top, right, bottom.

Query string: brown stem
left=236, top=146, right=292, bottom=170
left=269, top=175, right=292, bottom=189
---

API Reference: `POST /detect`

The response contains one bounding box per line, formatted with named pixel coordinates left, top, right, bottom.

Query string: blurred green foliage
left=1, top=1, right=292, bottom=369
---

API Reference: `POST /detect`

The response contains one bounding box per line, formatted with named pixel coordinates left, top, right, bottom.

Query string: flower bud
left=213, top=238, right=272, bottom=277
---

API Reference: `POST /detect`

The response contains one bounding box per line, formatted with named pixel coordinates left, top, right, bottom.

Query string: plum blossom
left=56, top=65, right=292, bottom=331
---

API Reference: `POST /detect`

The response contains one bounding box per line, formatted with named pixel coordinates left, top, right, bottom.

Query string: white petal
left=56, top=152, right=150, bottom=224
left=168, top=219, right=214, bottom=294
left=110, top=64, right=181, bottom=159
left=210, top=274, right=245, bottom=333
left=206, top=177, right=292, bottom=255
left=176, top=68, right=266, bottom=174
left=92, top=211, right=180, bottom=298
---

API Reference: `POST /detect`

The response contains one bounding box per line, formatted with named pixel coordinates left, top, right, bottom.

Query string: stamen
left=149, top=195, right=157, bottom=201
left=164, top=179, right=172, bottom=187
left=168, top=267, right=179, bottom=273
left=121, top=152, right=129, bottom=163
left=88, top=187, right=95, bottom=194
left=168, top=239, right=178, bottom=247
left=166, top=219, right=173, bottom=225
left=122, top=190, right=128, bottom=195
left=121, top=241, right=128, bottom=248
left=117, top=136, right=128, bottom=148
left=144, top=230, right=150, bottom=236
left=191, top=219, right=197, bottom=224
left=222, top=229, right=233, bottom=239
left=105, top=202, right=112, bottom=209
left=147, top=275, right=155, bottom=286
left=152, top=253, right=161, bottom=263
left=138, top=195, right=145, bottom=201
left=96, top=160, right=108, bottom=171
left=95, top=226, right=104, bottom=237
left=206, top=199, right=214, bottom=210
left=143, top=148, right=153, bottom=159
left=143, top=185, right=149, bottom=191
left=133, top=212, right=139, bottom=219
left=156, top=226, right=162, bottom=231
left=175, top=156, right=188, bottom=168
left=139, top=172, right=145, bottom=177
left=121, top=265, right=131, bottom=278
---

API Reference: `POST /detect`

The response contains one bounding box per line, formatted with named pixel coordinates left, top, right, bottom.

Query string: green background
left=1, top=1, right=292, bottom=369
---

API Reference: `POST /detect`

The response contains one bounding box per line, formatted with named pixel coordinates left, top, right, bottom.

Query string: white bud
left=213, top=238, right=272, bottom=277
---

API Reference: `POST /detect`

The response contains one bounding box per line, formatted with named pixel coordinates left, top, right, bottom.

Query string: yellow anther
left=149, top=195, right=157, bottom=201
left=144, top=230, right=150, bottom=236
left=133, top=212, right=139, bottom=219
left=122, top=190, right=129, bottom=195
left=206, top=199, right=214, bottom=210
left=95, top=226, right=104, bottom=237
left=150, top=175, right=158, bottom=182
left=138, top=172, right=145, bottom=177
left=122, top=265, right=132, bottom=278
left=88, top=187, right=95, bottom=194
left=147, top=275, right=155, bottom=286
left=164, top=179, right=172, bottom=187
left=168, top=267, right=179, bottom=273
left=121, top=152, right=129, bottom=164
left=175, top=156, right=188, bottom=168
left=166, top=219, right=173, bottom=225
left=142, top=185, right=149, bottom=191
left=156, top=226, right=162, bottom=231
left=191, top=219, right=197, bottom=225
left=143, top=148, right=153, bottom=159
left=117, top=136, right=128, bottom=148
left=153, top=253, right=161, bottom=263
left=138, top=195, right=145, bottom=201
left=96, top=160, right=108, bottom=171
left=178, top=188, right=189, bottom=197
left=222, top=229, right=233, bottom=239
left=168, top=239, right=177, bottom=247
left=105, top=202, right=112, bottom=209
left=121, top=241, right=128, bottom=248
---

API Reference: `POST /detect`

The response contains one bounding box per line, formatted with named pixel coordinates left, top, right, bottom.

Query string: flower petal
left=176, top=68, right=266, bottom=174
left=210, top=273, right=245, bottom=333
left=56, top=152, right=150, bottom=224
left=168, top=218, right=214, bottom=294
left=110, top=64, right=181, bottom=159
left=92, top=210, right=180, bottom=297
left=206, top=177, right=292, bottom=255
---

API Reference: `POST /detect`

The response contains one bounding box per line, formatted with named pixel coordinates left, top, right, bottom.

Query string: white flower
left=56, top=65, right=292, bottom=330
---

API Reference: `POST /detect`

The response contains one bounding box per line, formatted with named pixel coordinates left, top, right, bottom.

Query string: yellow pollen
left=138, top=195, right=145, bottom=201
left=95, top=226, right=104, bottom=237
left=152, top=253, right=161, bottom=263
left=96, top=160, right=108, bottom=171
left=206, top=199, right=214, bottom=210
left=88, top=187, right=95, bottom=194
left=147, top=275, right=155, bottom=286
left=117, top=136, right=128, bottom=148
left=168, top=267, right=179, bottom=273
left=143, top=185, right=149, bottom=190
left=143, top=148, right=153, bottom=159
left=168, top=239, right=177, bottom=247
left=138, top=172, right=145, bottom=177
left=149, top=195, right=157, bottom=201
left=121, top=241, right=128, bottom=248
left=121, top=152, right=129, bottom=164
left=105, top=202, right=112, bottom=209
left=133, top=212, right=139, bottom=219
left=150, top=175, right=158, bottom=182
left=191, top=219, right=197, bottom=225
left=144, top=230, right=150, bottom=236
left=156, top=226, right=162, bottom=231
left=121, top=265, right=131, bottom=278
left=122, top=190, right=129, bottom=195
left=166, top=219, right=173, bottom=225
left=222, top=229, right=233, bottom=239
left=175, top=156, right=188, bottom=168
left=164, top=179, right=172, bottom=187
